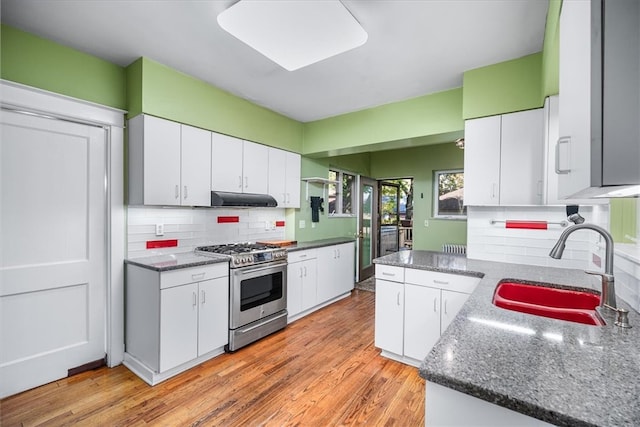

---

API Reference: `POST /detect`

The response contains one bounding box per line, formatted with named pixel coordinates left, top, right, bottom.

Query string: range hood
left=211, top=191, right=278, bottom=207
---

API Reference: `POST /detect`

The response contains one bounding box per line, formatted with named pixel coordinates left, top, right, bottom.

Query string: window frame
left=328, top=168, right=356, bottom=217
left=433, top=169, right=466, bottom=220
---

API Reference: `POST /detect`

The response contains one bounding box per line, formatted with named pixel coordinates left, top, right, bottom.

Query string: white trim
left=0, top=80, right=125, bottom=128
left=1, top=80, right=127, bottom=367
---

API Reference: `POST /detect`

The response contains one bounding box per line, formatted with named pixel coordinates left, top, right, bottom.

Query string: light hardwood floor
left=1, top=290, right=425, bottom=426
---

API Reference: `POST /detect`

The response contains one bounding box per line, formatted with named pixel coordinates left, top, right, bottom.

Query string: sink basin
left=493, top=280, right=604, bottom=326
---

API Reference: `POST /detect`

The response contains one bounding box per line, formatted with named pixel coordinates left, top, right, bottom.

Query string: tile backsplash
left=467, top=205, right=609, bottom=270
left=127, top=206, right=286, bottom=259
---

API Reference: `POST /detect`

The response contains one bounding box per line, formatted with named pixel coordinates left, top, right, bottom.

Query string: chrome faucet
left=549, top=223, right=617, bottom=311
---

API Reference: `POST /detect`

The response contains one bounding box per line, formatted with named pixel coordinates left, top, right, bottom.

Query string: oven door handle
left=233, top=261, right=287, bottom=275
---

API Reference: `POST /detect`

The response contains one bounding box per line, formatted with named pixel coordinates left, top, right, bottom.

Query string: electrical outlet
left=424, top=220, right=429, bottom=227
left=155, top=223, right=164, bottom=236
left=299, top=220, right=306, bottom=229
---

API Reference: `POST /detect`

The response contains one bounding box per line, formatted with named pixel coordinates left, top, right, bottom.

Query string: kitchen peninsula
left=374, top=250, right=640, bottom=427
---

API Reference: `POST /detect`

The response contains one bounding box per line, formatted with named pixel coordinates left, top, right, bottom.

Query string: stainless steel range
left=196, top=243, right=287, bottom=351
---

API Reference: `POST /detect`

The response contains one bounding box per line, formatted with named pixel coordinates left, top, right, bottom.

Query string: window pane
left=436, top=171, right=466, bottom=216
left=328, top=170, right=338, bottom=214
left=342, top=173, right=354, bottom=214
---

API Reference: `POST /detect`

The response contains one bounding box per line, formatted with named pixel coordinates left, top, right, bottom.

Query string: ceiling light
left=217, top=0, right=368, bottom=71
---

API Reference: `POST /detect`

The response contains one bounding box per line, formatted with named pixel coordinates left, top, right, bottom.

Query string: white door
left=0, top=110, right=107, bottom=398
left=211, top=132, right=244, bottom=192
left=267, top=147, right=287, bottom=206
left=197, top=277, right=229, bottom=356
left=243, top=140, right=269, bottom=194
left=374, top=279, right=404, bottom=355
left=441, top=290, right=469, bottom=334
left=404, top=284, right=441, bottom=361
left=143, top=115, right=181, bottom=205
left=180, top=124, right=211, bottom=206
left=464, top=115, right=501, bottom=205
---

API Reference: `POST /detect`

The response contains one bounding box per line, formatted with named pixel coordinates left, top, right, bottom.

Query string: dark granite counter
left=125, top=252, right=229, bottom=272
left=287, top=237, right=356, bottom=252
left=374, top=250, right=640, bottom=427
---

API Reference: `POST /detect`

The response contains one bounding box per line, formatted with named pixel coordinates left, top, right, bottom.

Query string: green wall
left=371, top=143, right=466, bottom=251
left=128, top=58, right=303, bottom=153
left=294, top=155, right=370, bottom=242
left=542, top=0, right=562, bottom=97
left=303, top=88, right=464, bottom=157
left=463, top=52, right=543, bottom=119
left=610, top=199, right=638, bottom=244
left=1, top=25, right=127, bottom=110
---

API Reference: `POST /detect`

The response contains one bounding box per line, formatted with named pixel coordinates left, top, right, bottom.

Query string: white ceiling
left=0, top=0, right=549, bottom=123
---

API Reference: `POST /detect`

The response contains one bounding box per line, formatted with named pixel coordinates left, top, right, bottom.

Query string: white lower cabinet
left=287, top=242, right=355, bottom=322
left=124, top=263, right=229, bottom=385
left=287, top=249, right=318, bottom=318
left=375, top=265, right=480, bottom=367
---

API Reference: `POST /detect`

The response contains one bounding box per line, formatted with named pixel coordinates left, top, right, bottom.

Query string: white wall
left=127, top=207, right=287, bottom=259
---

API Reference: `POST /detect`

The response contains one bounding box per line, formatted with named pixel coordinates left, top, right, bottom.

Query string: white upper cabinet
left=128, top=114, right=211, bottom=206
left=557, top=0, right=640, bottom=198
left=211, top=133, right=244, bottom=192
left=180, top=125, right=212, bottom=206
left=464, top=109, right=544, bottom=206
left=557, top=0, right=593, bottom=199
left=464, top=115, right=501, bottom=205
left=268, top=148, right=301, bottom=208
left=211, top=134, right=269, bottom=195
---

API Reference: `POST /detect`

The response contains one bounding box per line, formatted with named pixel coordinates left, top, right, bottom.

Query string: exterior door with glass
left=358, top=177, right=378, bottom=281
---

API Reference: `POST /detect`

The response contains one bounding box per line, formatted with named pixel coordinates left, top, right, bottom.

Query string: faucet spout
left=549, top=223, right=617, bottom=310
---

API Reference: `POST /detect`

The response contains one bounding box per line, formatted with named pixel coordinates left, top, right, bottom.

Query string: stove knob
left=245, top=256, right=252, bottom=264
left=234, top=258, right=241, bottom=266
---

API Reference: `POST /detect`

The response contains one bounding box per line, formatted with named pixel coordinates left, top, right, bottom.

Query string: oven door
left=230, top=261, right=287, bottom=329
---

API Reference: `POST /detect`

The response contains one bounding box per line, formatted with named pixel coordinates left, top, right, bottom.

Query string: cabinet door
left=211, top=133, right=243, bottom=192
left=301, top=259, right=317, bottom=312
left=404, top=284, right=441, bottom=361
left=160, top=283, right=198, bottom=372
left=464, top=116, right=501, bottom=205
left=284, top=151, right=301, bottom=208
left=181, top=125, right=211, bottom=206
left=315, top=246, right=336, bottom=303
left=287, top=262, right=304, bottom=317
left=243, top=140, right=269, bottom=194
left=440, top=290, right=470, bottom=334
left=557, top=0, right=592, bottom=199
left=197, top=277, right=229, bottom=356
left=500, top=109, right=544, bottom=205
left=374, top=279, right=404, bottom=355
left=267, top=148, right=287, bottom=206
left=334, top=243, right=355, bottom=295
left=143, top=115, right=182, bottom=205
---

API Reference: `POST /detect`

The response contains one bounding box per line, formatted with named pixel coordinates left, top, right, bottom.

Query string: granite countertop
left=125, top=252, right=229, bottom=272
left=374, top=250, right=640, bottom=427
left=286, top=237, right=356, bottom=252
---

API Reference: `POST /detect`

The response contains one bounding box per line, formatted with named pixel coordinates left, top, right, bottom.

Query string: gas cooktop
left=195, top=243, right=287, bottom=268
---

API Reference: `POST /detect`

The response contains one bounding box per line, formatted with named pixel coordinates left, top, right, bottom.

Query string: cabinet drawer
left=404, top=269, right=480, bottom=294
left=288, top=249, right=317, bottom=263
left=160, top=263, right=228, bottom=289
left=375, top=265, right=404, bottom=283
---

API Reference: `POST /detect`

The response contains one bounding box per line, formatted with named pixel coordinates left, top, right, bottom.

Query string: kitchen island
left=374, top=250, right=640, bottom=427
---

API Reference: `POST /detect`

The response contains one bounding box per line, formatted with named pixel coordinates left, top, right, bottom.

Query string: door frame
left=357, top=176, right=379, bottom=281
left=1, top=80, right=126, bottom=367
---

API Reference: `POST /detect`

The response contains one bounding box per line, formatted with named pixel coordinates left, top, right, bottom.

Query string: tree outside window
left=434, top=170, right=466, bottom=218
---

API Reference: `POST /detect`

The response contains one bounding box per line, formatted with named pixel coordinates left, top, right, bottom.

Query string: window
left=328, top=169, right=355, bottom=216
left=434, top=169, right=466, bottom=218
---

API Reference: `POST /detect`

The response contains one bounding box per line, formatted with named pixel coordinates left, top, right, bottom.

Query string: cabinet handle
left=192, top=272, right=205, bottom=280
left=183, top=185, right=188, bottom=199
left=433, top=297, right=438, bottom=312
left=382, top=272, right=395, bottom=277
left=433, top=279, right=449, bottom=285
left=244, top=176, right=248, bottom=188
left=397, top=292, right=401, bottom=306
left=491, top=183, right=497, bottom=199
left=537, top=180, right=543, bottom=197
left=238, top=176, right=243, bottom=189
left=337, top=249, right=340, bottom=258
left=201, top=290, right=205, bottom=304
left=299, top=267, right=303, bottom=278
left=303, top=266, right=307, bottom=277
left=175, top=185, right=180, bottom=199
left=192, top=292, right=197, bottom=308
left=444, top=299, right=448, bottom=315
left=299, top=254, right=307, bottom=258
left=555, top=136, right=571, bottom=174
left=286, top=193, right=290, bottom=203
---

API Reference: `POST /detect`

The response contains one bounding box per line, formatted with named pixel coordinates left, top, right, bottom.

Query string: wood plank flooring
left=1, top=290, right=425, bottom=426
